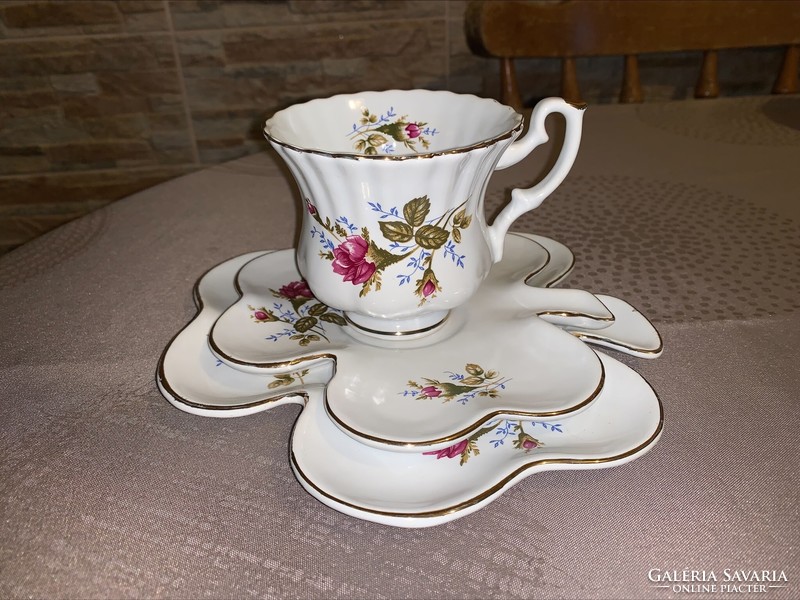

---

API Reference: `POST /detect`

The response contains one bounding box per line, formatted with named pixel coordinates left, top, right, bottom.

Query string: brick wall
left=0, top=0, right=786, bottom=253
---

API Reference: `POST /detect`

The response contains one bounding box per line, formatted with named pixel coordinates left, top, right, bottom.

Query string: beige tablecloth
left=1, top=96, right=798, bottom=599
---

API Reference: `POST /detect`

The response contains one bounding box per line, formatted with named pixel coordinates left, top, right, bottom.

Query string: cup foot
left=344, top=310, right=449, bottom=340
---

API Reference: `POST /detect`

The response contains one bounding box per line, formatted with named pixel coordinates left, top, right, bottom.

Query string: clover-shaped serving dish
left=156, top=234, right=663, bottom=527
left=207, top=234, right=618, bottom=451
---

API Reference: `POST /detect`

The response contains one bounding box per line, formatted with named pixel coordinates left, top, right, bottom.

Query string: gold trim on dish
left=290, top=388, right=663, bottom=521
left=510, top=233, right=553, bottom=286
left=570, top=331, right=663, bottom=356
left=207, top=330, right=338, bottom=372
left=157, top=363, right=308, bottom=412
left=540, top=263, right=574, bottom=288
left=323, top=355, right=606, bottom=449
left=519, top=238, right=575, bottom=289
left=569, top=297, right=664, bottom=356
left=536, top=309, right=614, bottom=322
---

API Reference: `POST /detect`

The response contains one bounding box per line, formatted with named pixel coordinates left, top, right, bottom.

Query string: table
left=1, top=96, right=798, bottom=599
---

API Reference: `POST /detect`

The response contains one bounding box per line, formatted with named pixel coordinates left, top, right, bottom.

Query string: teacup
left=264, top=90, right=585, bottom=336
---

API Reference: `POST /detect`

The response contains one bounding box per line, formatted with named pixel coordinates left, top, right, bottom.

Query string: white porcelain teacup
left=264, top=90, right=585, bottom=336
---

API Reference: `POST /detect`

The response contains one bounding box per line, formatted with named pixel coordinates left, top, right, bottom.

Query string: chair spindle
left=501, top=56, right=523, bottom=111
left=773, top=44, right=799, bottom=94
left=695, top=50, right=720, bottom=99
left=561, top=57, right=583, bottom=104
left=620, top=54, right=643, bottom=103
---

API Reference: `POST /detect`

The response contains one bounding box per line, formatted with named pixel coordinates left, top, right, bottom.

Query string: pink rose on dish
left=419, top=385, right=442, bottom=399
left=332, top=235, right=376, bottom=285
left=422, top=280, right=436, bottom=297
left=516, top=433, right=543, bottom=452
left=306, top=199, right=317, bottom=215
left=423, top=439, right=469, bottom=460
left=279, top=280, right=314, bottom=299
left=251, top=308, right=276, bottom=322
left=405, top=123, right=421, bottom=139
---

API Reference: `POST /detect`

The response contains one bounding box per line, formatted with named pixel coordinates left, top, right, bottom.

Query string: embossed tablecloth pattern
left=1, top=97, right=798, bottom=599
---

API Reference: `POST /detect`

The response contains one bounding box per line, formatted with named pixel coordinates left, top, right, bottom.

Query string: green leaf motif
left=375, top=122, right=406, bottom=141
left=367, top=133, right=388, bottom=146
left=308, top=303, right=327, bottom=317
left=295, top=316, right=318, bottom=333
left=289, top=297, right=311, bottom=314
left=368, top=241, right=405, bottom=270
left=414, top=224, right=449, bottom=250
left=268, top=374, right=294, bottom=389
left=437, top=382, right=478, bottom=398
left=403, top=196, right=431, bottom=227
left=379, top=220, right=413, bottom=243
left=465, top=363, right=484, bottom=376
left=320, top=313, right=347, bottom=326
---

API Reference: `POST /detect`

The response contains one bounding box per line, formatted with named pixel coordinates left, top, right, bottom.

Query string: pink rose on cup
left=424, top=439, right=469, bottom=460
left=306, top=199, right=317, bottom=215
left=405, top=123, right=421, bottom=139
left=416, top=268, right=440, bottom=300
left=332, top=235, right=376, bottom=285
left=278, top=280, right=314, bottom=299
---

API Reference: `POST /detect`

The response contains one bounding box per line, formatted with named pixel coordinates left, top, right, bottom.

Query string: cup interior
left=264, top=90, right=522, bottom=158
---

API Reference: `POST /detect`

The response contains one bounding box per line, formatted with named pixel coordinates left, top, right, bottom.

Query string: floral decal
left=307, top=195, right=471, bottom=304
left=405, top=363, right=562, bottom=466
left=424, top=439, right=469, bottom=461
left=348, top=106, right=438, bottom=155
left=268, top=369, right=309, bottom=389
left=403, top=363, right=509, bottom=405
left=424, top=420, right=563, bottom=466
left=249, top=279, right=346, bottom=346
left=332, top=235, right=375, bottom=285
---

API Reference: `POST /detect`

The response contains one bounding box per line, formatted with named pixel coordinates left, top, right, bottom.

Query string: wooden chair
left=465, top=0, right=800, bottom=109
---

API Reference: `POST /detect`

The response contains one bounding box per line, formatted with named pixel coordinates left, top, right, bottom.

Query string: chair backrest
left=466, top=0, right=800, bottom=109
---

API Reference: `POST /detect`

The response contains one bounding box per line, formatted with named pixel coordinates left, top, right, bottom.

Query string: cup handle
left=487, top=97, right=587, bottom=261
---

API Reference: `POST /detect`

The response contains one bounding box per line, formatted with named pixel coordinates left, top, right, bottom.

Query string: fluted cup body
left=264, top=90, right=585, bottom=335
